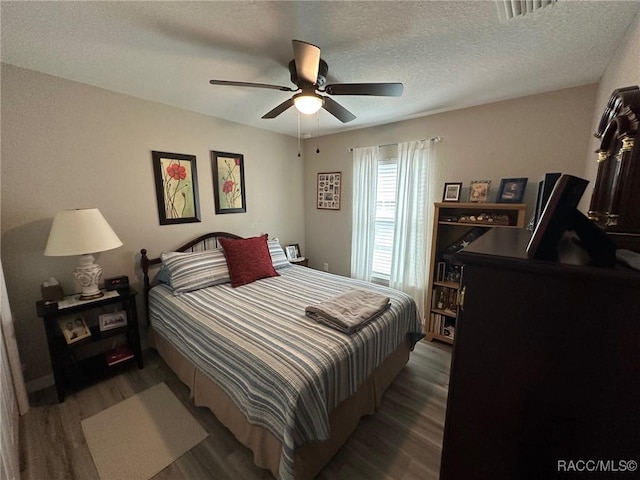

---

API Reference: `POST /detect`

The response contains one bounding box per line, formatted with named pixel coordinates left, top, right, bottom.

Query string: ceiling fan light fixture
left=293, top=93, right=323, bottom=115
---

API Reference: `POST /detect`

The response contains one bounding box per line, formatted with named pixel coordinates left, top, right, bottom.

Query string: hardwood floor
left=21, top=341, right=451, bottom=480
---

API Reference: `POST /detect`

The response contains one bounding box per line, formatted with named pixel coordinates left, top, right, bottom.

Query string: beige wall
left=581, top=11, right=640, bottom=212
left=1, top=64, right=303, bottom=386
left=303, top=85, right=598, bottom=277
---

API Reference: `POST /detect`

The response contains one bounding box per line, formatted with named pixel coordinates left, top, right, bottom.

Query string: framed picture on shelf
left=436, top=261, right=446, bottom=281
left=58, top=314, right=91, bottom=345
left=99, top=311, right=128, bottom=332
left=442, top=182, right=463, bottom=202
left=469, top=180, right=491, bottom=202
left=211, top=151, right=247, bottom=214
left=152, top=151, right=201, bottom=225
left=496, top=177, right=528, bottom=203
left=317, top=172, right=341, bottom=210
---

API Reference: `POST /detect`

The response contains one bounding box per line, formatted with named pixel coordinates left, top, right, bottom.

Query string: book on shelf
left=106, top=344, right=134, bottom=366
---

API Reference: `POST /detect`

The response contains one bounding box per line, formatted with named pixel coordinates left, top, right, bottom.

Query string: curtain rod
left=346, top=136, right=443, bottom=152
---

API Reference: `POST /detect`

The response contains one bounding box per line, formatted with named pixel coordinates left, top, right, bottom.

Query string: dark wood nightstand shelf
left=290, top=258, right=309, bottom=267
left=36, top=287, right=143, bottom=402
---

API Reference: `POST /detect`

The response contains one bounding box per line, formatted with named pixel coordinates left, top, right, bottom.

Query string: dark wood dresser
left=440, top=228, right=640, bottom=480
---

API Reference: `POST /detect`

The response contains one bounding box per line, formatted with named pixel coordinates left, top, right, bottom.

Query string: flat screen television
left=526, top=174, right=616, bottom=267
left=533, top=172, right=561, bottom=230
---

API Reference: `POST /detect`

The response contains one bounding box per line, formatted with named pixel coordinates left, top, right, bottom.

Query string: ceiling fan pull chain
left=297, top=111, right=301, bottom=157
left=316, top=112, right=320, bottom=154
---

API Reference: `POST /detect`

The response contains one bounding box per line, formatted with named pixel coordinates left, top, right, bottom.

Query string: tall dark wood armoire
left=588, top=86, right=640, bottom=252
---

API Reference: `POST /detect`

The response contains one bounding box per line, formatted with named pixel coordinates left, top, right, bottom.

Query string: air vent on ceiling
left=496, top=0, right=558, bottom=21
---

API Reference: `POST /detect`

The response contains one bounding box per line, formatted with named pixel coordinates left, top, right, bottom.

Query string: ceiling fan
left=209, top=40, right=403, bottom=123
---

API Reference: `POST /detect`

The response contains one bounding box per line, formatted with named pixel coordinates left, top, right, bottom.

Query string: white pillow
left=268, top=239, right=291, bottom=270
left=161, top=249, right=230, bottom=294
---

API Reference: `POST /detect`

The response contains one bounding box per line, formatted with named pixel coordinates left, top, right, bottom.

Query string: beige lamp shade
left=44, top=209, right=122, bottom=300
left=44, top=208, right=122, bottom=256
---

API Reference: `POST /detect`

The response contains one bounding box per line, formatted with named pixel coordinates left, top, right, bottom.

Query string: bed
left=140, top=232, right=424, bottom=479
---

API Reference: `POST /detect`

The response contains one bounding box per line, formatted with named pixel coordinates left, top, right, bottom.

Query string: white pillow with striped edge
left=161, top=249, right=230, bottom=294
left=268, top=238, right=292, bottom=270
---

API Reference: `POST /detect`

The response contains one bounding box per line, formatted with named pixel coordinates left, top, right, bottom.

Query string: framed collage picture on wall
left=317, top=172, right=341, bottom=210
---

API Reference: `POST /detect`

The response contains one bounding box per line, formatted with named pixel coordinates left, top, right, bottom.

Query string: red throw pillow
left=219, top=234, right=280, bottom=287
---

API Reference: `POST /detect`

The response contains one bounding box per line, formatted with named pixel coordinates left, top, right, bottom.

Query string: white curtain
left=350, top=146, right=380, bottom=280
left=1, top=258, right=29, bottom=480
left=389, top=140, right=434, bottom=319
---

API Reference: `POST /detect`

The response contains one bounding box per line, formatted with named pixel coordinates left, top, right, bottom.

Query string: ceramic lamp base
left=74, top=254, right=104, bottom=300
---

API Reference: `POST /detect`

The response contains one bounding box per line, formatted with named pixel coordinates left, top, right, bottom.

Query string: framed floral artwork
left=152, top=151, right=201, bottom=225
left=211, top=151, right=246, bottom=214
left=317, top=172, right=341, bottom=210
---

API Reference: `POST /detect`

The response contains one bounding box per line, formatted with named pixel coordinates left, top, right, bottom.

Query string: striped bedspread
left=149, top=265, right=423, bottom=480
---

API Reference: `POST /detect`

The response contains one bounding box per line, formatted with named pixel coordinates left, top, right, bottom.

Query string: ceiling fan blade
left=292, top=40, right=320, bottom=85
left=324, top=83, right=404, bottom=96
left=209, top=79, right=296, bottom=92
left=262, top=98, right=295, bottom=119
left=323, top=97, right=356, bottom=123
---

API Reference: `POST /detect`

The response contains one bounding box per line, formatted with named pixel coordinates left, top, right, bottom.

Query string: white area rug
left=81, top=382, right=208, bottom=480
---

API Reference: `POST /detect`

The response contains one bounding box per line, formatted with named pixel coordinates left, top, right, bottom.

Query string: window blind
left=371, top=159, right=397, bottom=280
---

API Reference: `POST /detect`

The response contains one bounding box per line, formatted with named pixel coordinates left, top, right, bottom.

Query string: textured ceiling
left=2, top=1, right=639, bottom=138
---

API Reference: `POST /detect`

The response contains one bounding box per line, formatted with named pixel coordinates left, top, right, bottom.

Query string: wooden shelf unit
left=425, top=202, right=526, bottom=344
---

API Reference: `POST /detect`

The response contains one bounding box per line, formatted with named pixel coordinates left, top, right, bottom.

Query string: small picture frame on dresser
left=496, top=177, right=528, bottom=203
left=469, top=180, right=491, bottom=203
left=443, top=182, right=463, bottom=202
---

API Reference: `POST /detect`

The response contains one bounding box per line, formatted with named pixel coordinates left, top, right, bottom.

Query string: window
left=371, top=158, right=397, bottom=283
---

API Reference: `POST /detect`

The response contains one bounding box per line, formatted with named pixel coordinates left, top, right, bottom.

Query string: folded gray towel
left=305, top=289, right=391, bottom=334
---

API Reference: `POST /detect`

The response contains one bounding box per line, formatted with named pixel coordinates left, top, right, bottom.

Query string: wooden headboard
left=140, top=231, right=243, bottom=316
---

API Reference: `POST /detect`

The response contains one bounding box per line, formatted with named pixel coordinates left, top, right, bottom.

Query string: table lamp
left=44, top=208, right=123, bottom=300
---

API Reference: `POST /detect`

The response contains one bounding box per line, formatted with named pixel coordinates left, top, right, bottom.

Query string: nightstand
left=290, top=258, right=309, bottom=267
left=36, top=287, right=143, bottom=402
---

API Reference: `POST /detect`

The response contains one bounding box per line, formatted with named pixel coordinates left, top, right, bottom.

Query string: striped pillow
left=161, top=249, right=230, bottom=294
left=268, top=239, right=291, bottom=270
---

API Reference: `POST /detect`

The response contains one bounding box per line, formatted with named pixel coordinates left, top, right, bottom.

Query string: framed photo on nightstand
left=99, top=311, right=128, bottom=332
left=286, top=243, right=301, bottom=261
left=58, top=314, right=91, bottom=345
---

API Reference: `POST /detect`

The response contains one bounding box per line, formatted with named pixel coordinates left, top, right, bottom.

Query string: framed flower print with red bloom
left=152, top=151, right=201, bottom=225
left=211, top=151, right=247, bottom=214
